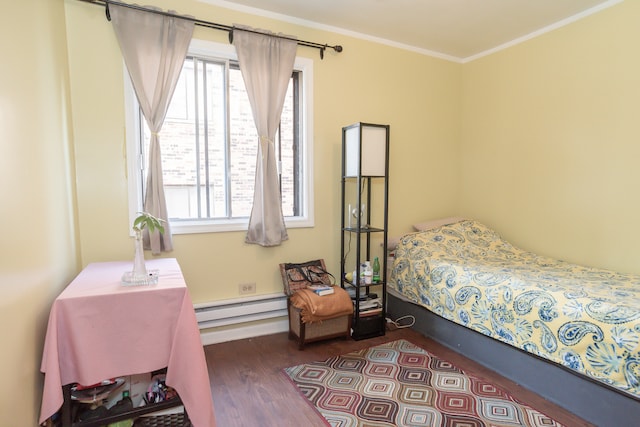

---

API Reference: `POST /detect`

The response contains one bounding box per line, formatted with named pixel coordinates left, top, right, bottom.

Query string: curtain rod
left=76, top=0, right=343, bottom=59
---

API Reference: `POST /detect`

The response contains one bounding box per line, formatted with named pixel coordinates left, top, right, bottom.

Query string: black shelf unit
left=340, top=122, right=389, bottom=340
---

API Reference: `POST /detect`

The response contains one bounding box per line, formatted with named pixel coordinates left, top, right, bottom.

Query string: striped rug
left=283, top=339, right=563, bottom=427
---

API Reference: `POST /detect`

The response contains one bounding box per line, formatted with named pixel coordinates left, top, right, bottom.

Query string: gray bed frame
left=387, top=292, right=640, bottom=427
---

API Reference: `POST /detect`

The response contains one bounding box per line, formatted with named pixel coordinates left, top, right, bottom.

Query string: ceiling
left=202, top=0, right=620, bottom=62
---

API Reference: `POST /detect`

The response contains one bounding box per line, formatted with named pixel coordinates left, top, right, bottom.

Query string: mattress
left=389, top=219, right=640, bottom=398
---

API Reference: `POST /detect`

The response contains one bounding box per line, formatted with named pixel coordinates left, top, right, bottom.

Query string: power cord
left=385, top=315, right=415, bottom=330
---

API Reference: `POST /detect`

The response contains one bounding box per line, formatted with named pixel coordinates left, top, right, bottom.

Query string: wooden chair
left=279, top=260, right=352, bottom=350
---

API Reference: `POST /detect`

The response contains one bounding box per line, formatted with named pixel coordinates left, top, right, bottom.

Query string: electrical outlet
left=239, top=282, right=256, bottom=295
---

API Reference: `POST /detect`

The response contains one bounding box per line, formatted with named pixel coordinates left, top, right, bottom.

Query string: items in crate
left=109, top=390, right=133, bottom=415
left=145, top=374, right=178, bottom=404
left=67, top=372, right=178, bottom=424
left=76, top=403, right=108, bottom=423
left=71, top=378, right=125, bottom=403
left=71, top=378, right=128, bottom=423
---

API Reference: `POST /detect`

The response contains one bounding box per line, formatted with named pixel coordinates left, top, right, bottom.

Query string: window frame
left=124, top=39, right=315, bottom=235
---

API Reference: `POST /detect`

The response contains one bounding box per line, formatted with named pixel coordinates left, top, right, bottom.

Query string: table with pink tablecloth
left=39, top=258, right=216, bottom=427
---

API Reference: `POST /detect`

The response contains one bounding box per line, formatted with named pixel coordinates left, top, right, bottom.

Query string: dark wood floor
left=204, top=327, right=594, bottom=427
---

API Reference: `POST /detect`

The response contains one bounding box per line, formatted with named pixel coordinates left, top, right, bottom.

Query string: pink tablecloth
left=39, top=258, right=216, bottom=427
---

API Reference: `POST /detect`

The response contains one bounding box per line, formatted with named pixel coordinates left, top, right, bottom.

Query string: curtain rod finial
left=320, top=45, right=342, bottom=59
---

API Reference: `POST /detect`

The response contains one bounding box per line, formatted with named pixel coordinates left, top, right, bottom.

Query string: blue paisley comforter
left=390, top=219, right=640, bottom=398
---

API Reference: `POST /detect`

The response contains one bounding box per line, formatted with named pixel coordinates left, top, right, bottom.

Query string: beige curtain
left=110, top=4, right=194, bottom=254
left=232, top=26, right=298, bottom=247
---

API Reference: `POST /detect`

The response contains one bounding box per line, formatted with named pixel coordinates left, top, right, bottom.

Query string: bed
left=387, top=218, right=640, bottom=426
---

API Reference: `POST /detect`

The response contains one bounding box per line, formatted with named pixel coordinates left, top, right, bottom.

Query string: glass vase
left=122, top=232, right=159, bottom=286
left=132, top=233, right=147, bottom=280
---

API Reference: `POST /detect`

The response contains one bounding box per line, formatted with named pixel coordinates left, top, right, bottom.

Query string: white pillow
left=386, top=235, right=402, bottom=251
left=413, top=216, right=466, bottom=232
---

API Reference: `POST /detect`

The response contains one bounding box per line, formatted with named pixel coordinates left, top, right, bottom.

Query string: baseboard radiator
left=194, top=293, right=289, bottom=346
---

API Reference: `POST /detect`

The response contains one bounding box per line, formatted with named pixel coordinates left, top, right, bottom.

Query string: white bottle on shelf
left=363, top=261, right=372, bottom=285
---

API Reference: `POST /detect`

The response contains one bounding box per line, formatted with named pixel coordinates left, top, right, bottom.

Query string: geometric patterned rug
left=283, top=339, right=565, bottom=427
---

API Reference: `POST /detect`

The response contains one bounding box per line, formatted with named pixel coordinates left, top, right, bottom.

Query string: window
left=125, top=39, right=314, bottom=234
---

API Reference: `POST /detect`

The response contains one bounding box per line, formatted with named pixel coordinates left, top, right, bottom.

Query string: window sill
left=169, top=216, right=314, bottom=235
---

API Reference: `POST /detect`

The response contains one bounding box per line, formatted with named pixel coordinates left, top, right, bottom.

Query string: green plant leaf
left=132, top=212, right=165, bottom=234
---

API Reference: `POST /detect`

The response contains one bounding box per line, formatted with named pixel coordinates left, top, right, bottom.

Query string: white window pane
left=228, top=67, right=257, bottom=218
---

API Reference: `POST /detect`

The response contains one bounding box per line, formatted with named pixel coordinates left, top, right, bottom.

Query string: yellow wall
left=459, top=0, right=639, bottom=273
left=5, top=0, right=638, bottom=424
left=0, top=0, right=78, bottom=424
left=64, top=0, right=461, bottom=303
